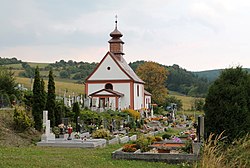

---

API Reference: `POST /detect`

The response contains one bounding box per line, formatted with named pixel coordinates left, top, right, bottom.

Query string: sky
left=1, top=0, right=250, bottom=71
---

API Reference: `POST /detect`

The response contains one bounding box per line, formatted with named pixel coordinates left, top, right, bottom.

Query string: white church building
left=85, top=20, right=151, bottom=111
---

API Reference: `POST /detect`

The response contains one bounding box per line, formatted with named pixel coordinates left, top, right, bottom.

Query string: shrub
left=122, top=109, right=140, bottom=119
left=136, top=135, right=154, bottom=152
left=181, top=140, right=192, bottom=153
left=162, top=133, right=172, bottom=140
left=52, top=127, right=60, bottom=136
left=13, top=106, right=33, bottom=131
left=92, top=129, right=110, bottom=139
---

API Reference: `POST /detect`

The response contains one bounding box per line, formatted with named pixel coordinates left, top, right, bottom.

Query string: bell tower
left=108, top=16, right=124, bottom=61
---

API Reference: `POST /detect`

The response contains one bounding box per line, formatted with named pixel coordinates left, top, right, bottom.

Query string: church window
left=107, top=67, right=111, bottom=70
left=137, top=85, right=139, bottom=97
left=105, top=83, right=113, bottom=90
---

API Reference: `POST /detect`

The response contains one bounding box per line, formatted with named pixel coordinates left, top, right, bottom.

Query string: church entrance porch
left=88, top=89, right=124, bottom=112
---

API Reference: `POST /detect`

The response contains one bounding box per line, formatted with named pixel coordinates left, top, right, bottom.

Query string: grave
left=41, top=111, right=55, bottom=141
left=37, top=138, right=107, bottom=148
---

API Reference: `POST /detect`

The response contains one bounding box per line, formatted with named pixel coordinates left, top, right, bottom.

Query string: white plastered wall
left=134, top=83, right=144, bottom=110
left=88, top=54, right=130, bottom=80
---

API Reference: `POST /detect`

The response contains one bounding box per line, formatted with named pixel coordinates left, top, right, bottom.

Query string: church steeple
left=108, top=16, right=124, bottom=60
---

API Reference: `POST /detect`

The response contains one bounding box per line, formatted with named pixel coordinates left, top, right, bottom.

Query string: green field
left=27, top=62, right=50, bottom=68
left=16, top=77, right=84, bottom=95
left=3, top=63, right=23, bottom=69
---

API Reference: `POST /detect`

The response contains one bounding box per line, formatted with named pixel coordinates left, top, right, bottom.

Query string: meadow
left=15, top=77, right=84, bottom=96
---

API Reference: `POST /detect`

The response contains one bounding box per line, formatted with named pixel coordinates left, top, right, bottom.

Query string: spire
left=110, top=15, right=123, bottom=38
left=108, top=15, right=124, bottom=58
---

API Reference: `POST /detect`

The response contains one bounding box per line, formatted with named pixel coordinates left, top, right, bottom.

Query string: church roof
left=109, top=52, right=145, bottom=83
left=144, top=90, right=152, bottom=96
left=89, top=88, right=124, bottom=97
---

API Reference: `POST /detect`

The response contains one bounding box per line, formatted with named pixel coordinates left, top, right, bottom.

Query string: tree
left=32, top=67, right=43, bottom=130
left=204, top=67, right=250, bottom=143
left=54, top=100, right=66, bottom=126
left=0, top=67, right=17, bottom=96
left=136, top=61, right=168, bottom=105
left=165, top=96, right=183, bottom=110
left=40, top=78, right=46, bottom=112
left=59, top=70, right=70, bottom=78
left=72, top=102, right=80, bottom=132
left=192, top=98, right=205, bottom=111
left=46, top=69, right=56, bottom=127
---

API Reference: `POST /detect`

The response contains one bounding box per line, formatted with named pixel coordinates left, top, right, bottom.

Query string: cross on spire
left=115, top=15, right=118, bottom=28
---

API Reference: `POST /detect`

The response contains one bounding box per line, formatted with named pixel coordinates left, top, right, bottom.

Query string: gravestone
left=41, top=110, right=55, bottom=141
left=197, top=116, right=204, bottom=142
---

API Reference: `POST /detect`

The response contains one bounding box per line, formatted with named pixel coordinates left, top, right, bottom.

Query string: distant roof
left=109, top=52, right=145, bottom=83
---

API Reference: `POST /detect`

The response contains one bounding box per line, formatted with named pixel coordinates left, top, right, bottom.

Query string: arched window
left=105, top=83, right=113, bottom=90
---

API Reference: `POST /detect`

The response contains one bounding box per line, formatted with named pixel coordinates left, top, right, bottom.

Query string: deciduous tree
left=136, top=61, right=168, bottom=105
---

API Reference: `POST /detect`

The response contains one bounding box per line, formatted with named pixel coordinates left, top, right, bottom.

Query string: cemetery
left=35, top=103, right=204, bottom=164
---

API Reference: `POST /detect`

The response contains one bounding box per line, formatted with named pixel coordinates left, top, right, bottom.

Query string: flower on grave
left=58, top=123, right=64, bottom=129
left=74, top=132, right=80, bottom=139
left=122, top=144, right=138, bottom=152
left=173, top=136, right=182, bottom=143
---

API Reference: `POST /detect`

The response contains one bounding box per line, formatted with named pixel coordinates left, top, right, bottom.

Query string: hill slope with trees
left=2, top=57, right=213, bottom=97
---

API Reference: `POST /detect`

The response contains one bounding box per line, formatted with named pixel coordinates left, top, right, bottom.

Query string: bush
left=122, top=109, right=140, bottom=119
left=13, top=106, right=33, bottom=131
left=136, top=135, right=154, bottom=152
left=92, top=129, right=110, bottom=139
left=162, top=133, right=172, bottom=140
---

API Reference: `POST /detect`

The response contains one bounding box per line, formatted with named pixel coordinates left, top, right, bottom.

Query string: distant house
left=85, top=20, right=151, bottom=111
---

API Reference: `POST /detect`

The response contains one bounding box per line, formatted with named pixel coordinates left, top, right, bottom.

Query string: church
left=85, top=20, right=151, bottom=112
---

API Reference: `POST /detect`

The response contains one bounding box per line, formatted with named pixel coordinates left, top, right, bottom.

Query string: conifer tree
left=204, top=67, right=250, bottom=143
left=40, top=78, right=46, bottom=112
left=72, top=102, right=80, bottom=132
left=32, top=67, right=42, bottom=130
left=46, top=69, right=56, bottom=127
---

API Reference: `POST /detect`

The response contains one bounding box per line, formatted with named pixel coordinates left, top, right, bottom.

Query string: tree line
left=2, top=57, right=210, bottom=97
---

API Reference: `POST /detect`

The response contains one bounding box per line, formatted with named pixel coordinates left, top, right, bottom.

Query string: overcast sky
left=1, top=0, right=250, bottom=71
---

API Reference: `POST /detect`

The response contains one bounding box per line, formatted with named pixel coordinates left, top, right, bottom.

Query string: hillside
left=2, top=57, right=210, bottom=97
left=0, top=109, right=40, bottom=147
left=129, top=61, right=210, bottom=97
left=193, top=68, right=250, bottom=82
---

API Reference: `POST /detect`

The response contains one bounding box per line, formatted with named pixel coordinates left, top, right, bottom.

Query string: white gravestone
left=41, top=110, right=55, bottom=141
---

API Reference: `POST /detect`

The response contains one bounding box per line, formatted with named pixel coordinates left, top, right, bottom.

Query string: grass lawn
left=0, top=144, right=183, bottom=168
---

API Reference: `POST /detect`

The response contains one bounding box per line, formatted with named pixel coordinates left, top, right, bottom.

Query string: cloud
left=1, top=0, right=250, bottom=71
